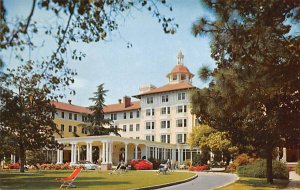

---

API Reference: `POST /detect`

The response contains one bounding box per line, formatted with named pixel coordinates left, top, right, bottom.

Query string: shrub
left=188, top=165, right=209, bottom=171
left=8, top=163, right=20, bottom=169
left=147, top=157, right=162, bottom=169
left=237, top=159, right=289, bottom=179
left=296, top=160, right=300, bottom=175
left=227, top=153, right=256, bottom=172
left=134, top=160, right=153, bottom=170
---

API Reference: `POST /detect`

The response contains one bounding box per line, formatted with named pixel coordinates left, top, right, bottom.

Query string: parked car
left=71, top=161, right=99, bottom=170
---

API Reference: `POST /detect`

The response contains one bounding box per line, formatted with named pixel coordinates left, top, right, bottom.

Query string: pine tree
left=191, top=0, right=300, bottom=183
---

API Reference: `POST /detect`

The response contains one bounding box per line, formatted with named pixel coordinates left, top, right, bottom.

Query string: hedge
left=237, top=159, right=289, bottom=179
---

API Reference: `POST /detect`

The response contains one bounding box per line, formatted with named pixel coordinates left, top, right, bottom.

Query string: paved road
left=159, top=172, right=238, bottom=190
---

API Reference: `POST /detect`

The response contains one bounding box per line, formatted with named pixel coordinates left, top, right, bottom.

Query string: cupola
left=167, top=50, right=194, bottom=84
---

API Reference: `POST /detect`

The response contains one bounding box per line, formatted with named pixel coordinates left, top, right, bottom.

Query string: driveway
left=159, top=172, right=238, bottom=190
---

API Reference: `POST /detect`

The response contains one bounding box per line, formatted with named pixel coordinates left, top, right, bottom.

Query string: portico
left=56, top=135, right=182, bottom=170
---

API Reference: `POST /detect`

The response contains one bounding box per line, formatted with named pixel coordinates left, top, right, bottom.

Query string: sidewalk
left=284, top=171, right=300, bottom=190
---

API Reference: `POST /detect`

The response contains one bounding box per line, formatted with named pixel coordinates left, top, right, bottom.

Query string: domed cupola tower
left=167, top=50, right=194, bottom=84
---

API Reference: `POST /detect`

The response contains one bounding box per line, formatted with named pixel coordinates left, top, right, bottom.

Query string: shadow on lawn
left=238, top=178, right=288, bottom=188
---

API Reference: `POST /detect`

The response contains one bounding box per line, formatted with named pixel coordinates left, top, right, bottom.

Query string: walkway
left=158, top=172, right=238, bottom=190
left=284, top=171, right=300, bottom=190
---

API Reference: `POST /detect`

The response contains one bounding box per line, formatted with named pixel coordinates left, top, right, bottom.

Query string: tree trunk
left=19, top=145, right=25, bottom=173
left=266, top=149, right=273, bottom=184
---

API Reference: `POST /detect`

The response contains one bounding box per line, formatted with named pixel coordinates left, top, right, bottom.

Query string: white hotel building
left=51, top=51, right=201, bottom=169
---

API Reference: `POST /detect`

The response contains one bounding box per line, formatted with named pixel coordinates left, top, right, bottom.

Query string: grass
left=216, top=177, right=289, bottom=190
left=0, top=170, right=195, bottom=190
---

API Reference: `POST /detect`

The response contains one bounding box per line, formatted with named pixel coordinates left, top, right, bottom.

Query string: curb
left=214, top=174, right=239, bottom=189
left=129, top=172, right=198, bottom=190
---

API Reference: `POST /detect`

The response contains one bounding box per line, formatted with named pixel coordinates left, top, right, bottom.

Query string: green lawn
left=216, top=177, right=289, bottom=190
left=0, top=170, right=195, bottom=190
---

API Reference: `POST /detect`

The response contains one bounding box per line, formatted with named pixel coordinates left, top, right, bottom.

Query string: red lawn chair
left=56, top=168, right=82, bottom=189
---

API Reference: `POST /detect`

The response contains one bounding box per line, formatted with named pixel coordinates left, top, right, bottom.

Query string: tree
left=0, top=0, right=177, bottom=171
left=0, top=61, right=63, bottom=172
left=191, top=0, right=300, bottom=183
left=80, top=84, right=119, bottom=136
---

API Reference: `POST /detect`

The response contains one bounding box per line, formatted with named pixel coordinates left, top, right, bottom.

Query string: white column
left=99, top=146, right=102, bottom=162
left=177, top=148, right=181, bottom=164
left=210, top=151, right=214, bottom=161
left=145, top=146, right=148, bottom=159
left=105, top=142, right=109, bottom=164
left=70, top=144, right=74, bottom=163
left=74, top=144, right=77, bottom=163
left=89, top=143, right=93, bottom=162
left=86, top=143, right=89, bottom=161
left=184, top=149, right=187, bottom=162
left=164, top=148, right=166, bottom=160
left=109, top=142, right=113, bottom=163
left=56, top=150, right=60, bottom=164
left=172, top=149, right=176, bottom=162
left=60, top=150, right=63, bottom=163
left=102, top=142, right=106, bottom=164
left=276, top=147, right=280, bottom=161
left=282, top=147, right=287, bottom=162
left=125, top=143, right=128, bottom=164
left=13, top=155, right=16, bottom=163
left=77, top=146, right=80, bottom=162
left=135, top=144, right=138, bottom=160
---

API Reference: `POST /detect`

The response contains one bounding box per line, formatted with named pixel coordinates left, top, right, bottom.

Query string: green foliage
left=296, top=160, right=300, bottom=175
left=191, top=0, right=300, bottom=183
left=227, top=153, right=256, bottom=172
left=192, top=152, right=210, bottom=166
left=26, top=150, right=47, bottom=169
left=79, top=84, right=120, bottom=136
left=147, top=157, right=164, bottom=170
left=237, top=160, right=289, bottom=179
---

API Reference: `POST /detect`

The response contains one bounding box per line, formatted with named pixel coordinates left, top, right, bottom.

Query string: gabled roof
left=103, top=101, right=141, bottom=113
left=167, top=64, right=194, bottom=77
left=51, top=101, right=92, bottom=114
left=133, top=82, right=195, bottom=98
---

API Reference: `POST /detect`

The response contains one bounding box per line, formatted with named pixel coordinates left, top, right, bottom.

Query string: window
left=136, top=137, right=140, bottom=140
left=73, top=126, right=77, bottom=133
left=146, top=109, right=155, bottom=116
left=146, top=135, right=155, bottom=141
left=74, top=114, right=77, bottom=121
left=177, top=134, right=187, bottom=143
left=69, top=113, right=72, bottom=120
left=161, top=95, right=169, bottom=103
left=178, top=92, right=186, bottom=100
left=69, top=125, right=72, bottom=132
left=146, top=97, right=154, bottom=104
left=123, top=112, right=127, bottom=119
left=123, top=125, right=127, bottom=132
left=136, top=110, right=140, bottom=118
left=177, top=105, right=187, bottom=113
left=82, top=116, right=85, bottom=122
left=136, top=124, right=140, bottom=131
left=161, top=120, right=170, bottom=129
left=61, top=112, right=65, bottom=118
left=110, top=113, right=117, bottom=120
left=161, top=107, right=170, bottom=115
left=146, top=122, right=155, bottom=130
left=129, top=124, right=133, bottom=132
left=130, top=112, right=133, bottom=119
left=61, top=124, right=64, bottom=132
left=176, top=119, right=187, bottom=127
left=81, top=127, right=87, bottom=134
left=161, top=134, right=170, bottom=143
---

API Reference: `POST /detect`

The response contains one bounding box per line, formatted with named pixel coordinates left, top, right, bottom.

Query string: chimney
left=123, top=96, right=131, bottom=108
left=118, top=99, right=122, bottom=104
left=68, top=100, right=72, bottom=104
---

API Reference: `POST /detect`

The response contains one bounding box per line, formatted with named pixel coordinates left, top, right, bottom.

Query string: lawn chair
left=56, top=168, right=82, bottom=189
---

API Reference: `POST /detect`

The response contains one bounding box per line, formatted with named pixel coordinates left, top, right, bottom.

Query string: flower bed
left=130, top=160, right=153, bottom=170
left=8, top=163, right=20, bottom=169
left=188, top=165, right=209, bottom=171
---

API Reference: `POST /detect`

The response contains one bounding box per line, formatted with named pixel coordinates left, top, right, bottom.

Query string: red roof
left=133, top=82, right=195, bottom=98
left=103, top=101, right=141, bottom=113
left=51, top=101, right=140, bottom=114
left=51, top=101, right=92, bottom=114
left=167, top=64, right=194, bottom=77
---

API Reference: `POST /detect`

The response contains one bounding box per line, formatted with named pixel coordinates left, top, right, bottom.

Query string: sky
left=2, top=0, right=215, bottom=106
